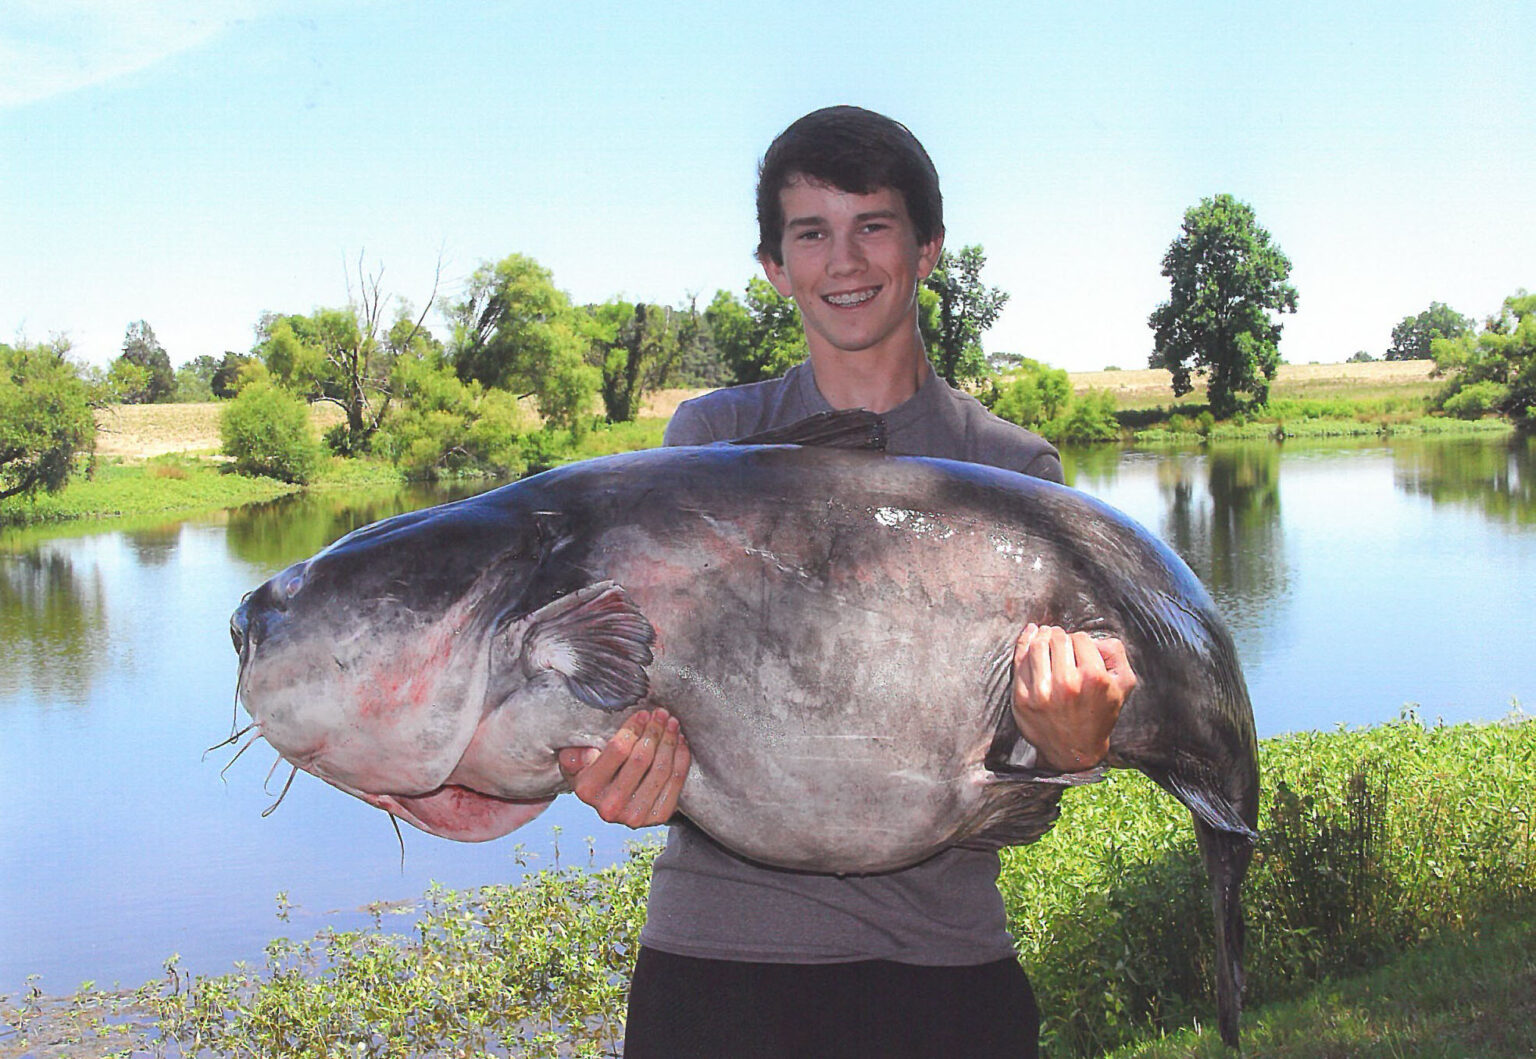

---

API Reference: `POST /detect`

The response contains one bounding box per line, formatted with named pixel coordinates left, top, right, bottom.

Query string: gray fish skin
left=231, top=442, right=1259, bottom=1046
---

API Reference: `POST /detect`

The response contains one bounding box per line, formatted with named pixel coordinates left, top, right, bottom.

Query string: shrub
left=993, top=360, right=1072, bottom=430
left=219, top=380, right=320, bottom=483
left=1441, top=380, right=1508, bottom=420
left=1052, top=389, right=1121, bottom=443
left=0, top=338, right=97, bottom=501
left=373, top=357, right=529, bottom=479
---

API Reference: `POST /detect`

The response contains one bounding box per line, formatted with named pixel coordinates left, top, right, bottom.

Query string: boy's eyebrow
left=784, top=208, right=900, bottom=229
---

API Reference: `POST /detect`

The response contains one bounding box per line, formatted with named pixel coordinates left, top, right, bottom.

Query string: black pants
left=623, top=947, right=1039, bottom=1058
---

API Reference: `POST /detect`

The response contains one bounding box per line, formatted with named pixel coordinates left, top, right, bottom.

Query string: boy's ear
left=760, top=251, right=794, bottom=299
left=917, top=228, right=946, bottom=281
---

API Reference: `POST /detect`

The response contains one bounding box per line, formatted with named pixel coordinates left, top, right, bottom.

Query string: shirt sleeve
left=1022, top=447, right=1066, bottom=484
left=663, top=397, right=730, bottom=447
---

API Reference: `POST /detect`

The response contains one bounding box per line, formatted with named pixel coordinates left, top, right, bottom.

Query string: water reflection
left=0, top=546, right=108, bottom=703
left=1060, top=443, right=1125, bottom=484
left=123, top=522, right=183, bottom=566
left=225, top=482, right=500, bottom=570
left=1394, top=433, right=1535, bottom=525
left=1157, top=444, right=1288, bottom=632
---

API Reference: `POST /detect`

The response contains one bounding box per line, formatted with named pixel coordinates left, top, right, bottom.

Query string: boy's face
left=761, top=175, right=943, bottom=362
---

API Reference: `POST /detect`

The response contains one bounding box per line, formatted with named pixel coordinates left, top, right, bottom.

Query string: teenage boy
left=557, top=105, right=1136, bottom=1058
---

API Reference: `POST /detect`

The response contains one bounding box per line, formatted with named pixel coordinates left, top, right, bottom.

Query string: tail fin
left=1194, top=819, right=1255, bottom=1049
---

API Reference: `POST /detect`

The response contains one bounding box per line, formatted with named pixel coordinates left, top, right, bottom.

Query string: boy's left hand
left=1011, top=623, right=1136, bottom=773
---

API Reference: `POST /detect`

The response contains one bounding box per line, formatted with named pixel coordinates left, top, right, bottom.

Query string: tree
left=705, top=278, right=806, bottom=385
left=374, top=354, right=530, bottom=479
left=211, top=351, right=254, bottom=399
left=922, top=245, right=1009, bottom=386
left=253, top=256, right=440, bottom=454
left=113, top=320, right=175, bottom=404
left=1386, top=301, right=1472, bottom=361
left=1431, top=290, right=1535, bottom=424
left=0, top=337, right=97, bottom=501
left=670, top=295, right=731, bottom=387
left=990, top=358, right=1072, bottom=430
left=1148, top=194, right=1298, bottom=417
left=583, top=301, right=682, bottom=423
left=174, top=355, right=221, bottom=402
left=1347, top=350, right=1376, bottom=363
left=447, top=253, right=597, bottom=433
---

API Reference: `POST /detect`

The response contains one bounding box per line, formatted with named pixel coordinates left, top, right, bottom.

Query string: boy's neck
left=807, top=338, right=931, bottom=414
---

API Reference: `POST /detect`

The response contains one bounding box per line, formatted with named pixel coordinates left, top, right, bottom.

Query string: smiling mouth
left=824, top=287, right=880, bottom=308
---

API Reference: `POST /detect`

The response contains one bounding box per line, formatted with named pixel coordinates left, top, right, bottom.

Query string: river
left=2, top=433, right=1532, bottom=998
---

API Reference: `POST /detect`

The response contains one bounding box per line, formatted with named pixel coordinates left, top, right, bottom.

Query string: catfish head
left=229, top=497, right=655, bottom=841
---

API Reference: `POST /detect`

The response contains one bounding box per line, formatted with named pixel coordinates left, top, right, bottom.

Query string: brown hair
left=756, top=106, right=943, bottom=265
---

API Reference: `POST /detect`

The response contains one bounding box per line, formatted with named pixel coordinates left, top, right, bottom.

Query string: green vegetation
left=1107, top=914, right=1535, bottom=1057
left=0, top=458, right=300, bottom=527
left=220, top=377, right=323, bottom=484
left=1149, top=194, right=1299, bottom=417
left=705, top=277, right=807, bottom=384
left=8, top=716, right=1524, bottom=1057
left=1003, top=711, right=1535, bottom=1056
left=1431, top=289, right=1535, bottom=426
left=1387, top=301, right=1473, bottom=362
left=989, top=358, right=1121, bottom=443
left=0, top=337, right=97, bottom=501
left=112, top=319, right=175, bottom=404
left=922, top=244, right=1009, bottom=386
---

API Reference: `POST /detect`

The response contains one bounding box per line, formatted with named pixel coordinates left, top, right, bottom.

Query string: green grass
left=0, top=454, right=409, bottom=530
left=0, top=457, right=297, bottom=528
left=1107, top=913, right=1536, bottom=1058
left=1004, top=710, right=1535, bottom=1057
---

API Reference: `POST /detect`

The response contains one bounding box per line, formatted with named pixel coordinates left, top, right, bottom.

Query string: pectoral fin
left=514, top=581, right=655, bottom=711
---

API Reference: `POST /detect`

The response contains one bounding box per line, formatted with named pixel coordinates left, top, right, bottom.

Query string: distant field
left=92, top=402, right=345, bottom=459
left=1071, top=359, right=1439, bottom=409
left=92, top=361, right=1440, bottom=459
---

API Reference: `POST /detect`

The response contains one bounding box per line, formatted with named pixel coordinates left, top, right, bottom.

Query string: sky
left=2, top=0, right=1532, bottom=375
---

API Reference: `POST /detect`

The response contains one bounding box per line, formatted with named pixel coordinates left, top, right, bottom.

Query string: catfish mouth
left=366, top=784, right=553, bottom=843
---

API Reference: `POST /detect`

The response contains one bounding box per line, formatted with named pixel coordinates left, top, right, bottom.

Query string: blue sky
left=2, top=0, right=1531, bottom=374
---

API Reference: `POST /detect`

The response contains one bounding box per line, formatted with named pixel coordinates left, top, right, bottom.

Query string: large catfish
left=230, top=412, right=1259, bottom=1046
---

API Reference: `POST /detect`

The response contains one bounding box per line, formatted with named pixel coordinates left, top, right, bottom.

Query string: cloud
left=0, top=0, right=264, bottom=109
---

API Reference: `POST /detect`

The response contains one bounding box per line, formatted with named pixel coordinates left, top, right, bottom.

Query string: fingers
left=1011, top=624, right=1135, bottom=772
left=556, top=746, right=599, bottom=780
left=559, top=709, right=690, bottom=828
left=1096, top=636, right=1138, bottom=694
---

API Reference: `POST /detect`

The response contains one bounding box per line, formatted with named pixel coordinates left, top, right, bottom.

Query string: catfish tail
left=1194, top=819, right=1255, bottom=1049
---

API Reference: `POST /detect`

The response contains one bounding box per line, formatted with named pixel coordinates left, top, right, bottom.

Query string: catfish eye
left=273, top=563, right=307, bottom=604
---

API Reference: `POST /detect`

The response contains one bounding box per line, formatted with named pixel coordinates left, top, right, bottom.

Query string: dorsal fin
left=731, top=409, right=887, bottom=450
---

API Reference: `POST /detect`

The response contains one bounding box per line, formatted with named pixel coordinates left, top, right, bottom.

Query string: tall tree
left=922, top=245, right=1009, bottom=386
left=1148, top=194, right=1298, bottom=417
left=0, top=337, right=96, bottom=500
left=1386, top=301, right=1472, bottom=361
left=173, top=355, right=221, bottom=402
left=253, top=255, right=439, bottom=453
left=448, top=253, right=598, bottom=433
left=114, top=320, right=175, bottom=404
left=583, top=301, right=681, bottom=423
left=669, top=295, right=730, bottom=388
left=211, top=351, right=254, bottom=399
left=705, top=278, right=806, bottom=385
